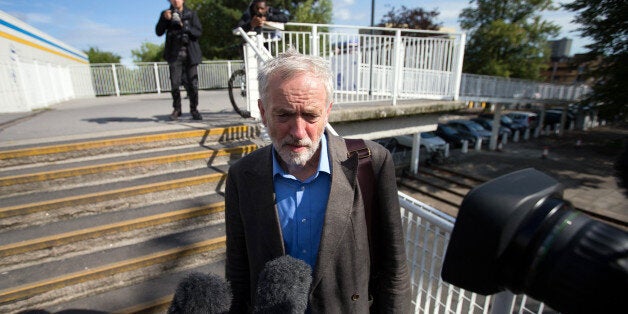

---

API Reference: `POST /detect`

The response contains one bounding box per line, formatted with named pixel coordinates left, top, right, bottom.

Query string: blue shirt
left=272, top=134, right=331, bottom=270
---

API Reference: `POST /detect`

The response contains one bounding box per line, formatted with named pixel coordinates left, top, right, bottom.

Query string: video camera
left=442, top=168, right=627, bottom=314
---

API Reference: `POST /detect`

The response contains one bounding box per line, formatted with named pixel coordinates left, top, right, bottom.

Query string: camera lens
left=442, top=168, right=628, bottom=314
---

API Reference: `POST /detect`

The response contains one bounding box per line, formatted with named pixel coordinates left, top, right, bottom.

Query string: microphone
left=167, top=272, right=232, bottom=314
left=253, top=255, right=312, bottom=314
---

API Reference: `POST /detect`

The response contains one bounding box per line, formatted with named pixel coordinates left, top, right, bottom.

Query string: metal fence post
left=391, top=29, right=402, bottom=106
left=311, top=25, right=318, bottom=56
left=111, top=63, right=120, bottom=97
left=452, top=33, right=466, bottom=101
left=153, top=62, right=161, bottom=94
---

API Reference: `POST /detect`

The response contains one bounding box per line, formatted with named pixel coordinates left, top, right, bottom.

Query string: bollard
left=523, top=128, right=530, bottom=141
left=497, top=142, right=503, bottom=151
left=461, top=140, right=468, bottom=154
left=502, top=133, right=508, bottom=146
left=513, top=130, right=520, bottom=142
left=444, top=143, right=450, bottom=158
left=534, top=127, right=540, bottom=138
left=474, top=137, right=482, bottom=151
left=554, top=123, right=560, bottom=135
left=541, top=146, right=549, bottom=159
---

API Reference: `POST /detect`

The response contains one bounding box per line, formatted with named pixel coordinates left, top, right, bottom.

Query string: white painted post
left=444, top=143, right=450, bottom=158
left=461, top=140, right=468, bottom=154
left=475, top=137, right=482, bottom=151
left=311, top=25, right=319, bottom=56
left=153, top=63, right=161, bottom=94
left=489, top=103, right=502, bottom=151
left=111, top=63, right=120, bottom=97
left=452, top=33, right=466, bottom=101
left=524, top=128, right=530, bottom=140
left=410, top=133, right=421, bottom=176
left=391, top=29, right=402, bottom=106
left=513, top=130, right=520, bottom=142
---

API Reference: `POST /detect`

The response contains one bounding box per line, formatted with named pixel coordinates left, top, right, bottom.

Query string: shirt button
left=300, top=186, right=305, bottom=191
left=301, top=218, right=307, bottom=223
left=351, top=293, right=360, bottom=301
left=302, top=249, right=307, bottom=253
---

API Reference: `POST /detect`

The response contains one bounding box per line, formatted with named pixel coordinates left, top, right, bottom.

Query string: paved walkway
left=0, top=90, right=252, bottom=147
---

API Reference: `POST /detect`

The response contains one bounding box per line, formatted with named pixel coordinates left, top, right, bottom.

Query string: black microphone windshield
left=253, top=255, right=312, bottom=314
left=168, top=272, right=232, bottom=314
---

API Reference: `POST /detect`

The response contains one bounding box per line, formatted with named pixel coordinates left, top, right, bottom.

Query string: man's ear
left=258, top=99, right=267, bottom=125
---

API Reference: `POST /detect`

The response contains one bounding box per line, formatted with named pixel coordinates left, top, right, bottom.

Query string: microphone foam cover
left=254, top=255, right=312, bottom=314
left=168, top=272, right=232, bottom=314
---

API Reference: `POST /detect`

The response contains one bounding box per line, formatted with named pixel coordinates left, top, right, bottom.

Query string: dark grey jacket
left=225, top=132, right=411, bottom=313
left=155, top=5, right=202, bottom=65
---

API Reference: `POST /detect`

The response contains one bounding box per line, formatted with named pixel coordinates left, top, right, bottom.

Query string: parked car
left=505, top=111, right=538, bottom=129
left=471, top=117, right=512, bottom=138
left=543, top=109, right=574, bottom=129
left=393, top=132, right=448, bottom=153
left=446, top=119, right=492, bottom=144
left=477, top=113, right=526, bottom=133
left=435, top=123, right=476, bottom=148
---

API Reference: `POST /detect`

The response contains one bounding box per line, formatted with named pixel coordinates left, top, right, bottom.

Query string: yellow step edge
left=0, top=125, right=251, bottom=159
left=0, top=202, right=225, bottom=258
left=0, top=173, right=226, bottom=219
left=0, top=236, right=226, bottom=304
left=0, top=144, right=256, bottom=187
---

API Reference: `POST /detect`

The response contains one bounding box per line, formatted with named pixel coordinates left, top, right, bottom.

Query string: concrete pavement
left=0, top=89, right=253, bottom=148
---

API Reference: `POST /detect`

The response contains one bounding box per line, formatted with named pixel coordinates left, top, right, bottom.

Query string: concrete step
left=0, top=125, right=258, bottom=312
left=0, top=125, right=256, bottom=167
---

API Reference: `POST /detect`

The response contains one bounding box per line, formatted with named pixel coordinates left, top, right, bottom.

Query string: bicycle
left=227, top=68, right=251, bottom=118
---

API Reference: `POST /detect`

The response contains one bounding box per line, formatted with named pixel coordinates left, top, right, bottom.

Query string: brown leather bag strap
left=345, top=138, right=375, bottom=249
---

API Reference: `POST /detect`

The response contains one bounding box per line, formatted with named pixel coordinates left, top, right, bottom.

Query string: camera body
left=441, top=168, right=628, bottom=313
left=170, top=8, right=190, bottom=45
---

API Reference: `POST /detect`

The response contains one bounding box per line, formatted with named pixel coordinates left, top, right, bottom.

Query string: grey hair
left=257, top=49, right=334, bottom=107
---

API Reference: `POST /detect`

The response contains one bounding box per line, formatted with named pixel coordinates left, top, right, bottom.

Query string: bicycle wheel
left=227, top=69, right=251, bottom=118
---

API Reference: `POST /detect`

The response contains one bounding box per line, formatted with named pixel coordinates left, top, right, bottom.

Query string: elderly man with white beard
left=224, top=50, right=410, bottom=313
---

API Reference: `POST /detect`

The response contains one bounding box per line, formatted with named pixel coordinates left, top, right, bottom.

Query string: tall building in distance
left=549, top=38, right=573, bottom=60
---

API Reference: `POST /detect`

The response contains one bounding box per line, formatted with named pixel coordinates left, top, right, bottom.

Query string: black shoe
left=170, top=110, right=181, bottom=121
left=191, top=111, right=203, bottom=120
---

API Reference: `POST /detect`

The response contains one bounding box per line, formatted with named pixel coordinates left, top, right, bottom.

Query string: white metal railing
left=253, top=23, right=466, bottom=104
left=88, top=60, right=244, bottom=97
left=399, top=191, right=551, bottom=314
left=460, top=73, right=591, bottom=103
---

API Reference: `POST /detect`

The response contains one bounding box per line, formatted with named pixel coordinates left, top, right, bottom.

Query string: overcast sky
left=0, top=0, right=589, bottom=64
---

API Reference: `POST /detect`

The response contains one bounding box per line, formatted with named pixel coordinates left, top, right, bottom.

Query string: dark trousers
left=169, top=50, right=199, bottom=112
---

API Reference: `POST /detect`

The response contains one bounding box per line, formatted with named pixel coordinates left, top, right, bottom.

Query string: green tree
left=85, top=46, right=121, bottom=64
left=131, top=42, right=165, bottom=63
left=459, top=0, right=560, bottom=79
left=564, top=0, right=628, bottom=120
left=377, top=5, right=442, bottom=31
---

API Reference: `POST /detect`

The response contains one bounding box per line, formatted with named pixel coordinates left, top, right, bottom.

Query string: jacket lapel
left=244, top=146, right=285, bottom=256
left=311, top=134, right=359, bottom=288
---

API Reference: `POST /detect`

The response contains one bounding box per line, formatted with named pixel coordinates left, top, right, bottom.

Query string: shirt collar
left=272, top=133, right=331, bottom=180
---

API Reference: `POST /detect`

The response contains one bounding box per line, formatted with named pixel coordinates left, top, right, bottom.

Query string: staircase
left=0, top=124, right=259, bottom=313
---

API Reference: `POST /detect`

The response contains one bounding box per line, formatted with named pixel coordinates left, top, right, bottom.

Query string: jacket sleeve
left=236, top=12, right=253, bottom=32
left=155, top=10, right=168, bottom=36
left=225, top=168, right=252, bottom=313
left=369, top=142, right=411, bottom=313
left=185, top=10, right=202, bottom=40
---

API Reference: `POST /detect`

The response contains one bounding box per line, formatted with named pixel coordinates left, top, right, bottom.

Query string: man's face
left=259, top=73, right=332, bottom=168
left=170, top=0, right=184, bottom=10
left=253, top=1, right=268, bottom=16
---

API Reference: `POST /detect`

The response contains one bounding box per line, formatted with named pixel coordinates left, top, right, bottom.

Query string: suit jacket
left=225, top=132, right=410, bottom=313
left=155, top=5, right=202, bottom=65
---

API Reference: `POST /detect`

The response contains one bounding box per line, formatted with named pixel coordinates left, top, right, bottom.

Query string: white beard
left=274, top=135, right=321, bottom=167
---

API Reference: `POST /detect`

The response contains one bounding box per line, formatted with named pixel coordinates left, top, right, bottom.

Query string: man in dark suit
left=225, top=50, right=410, bottom=313
left=156, top=0, right=203, bottom=121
